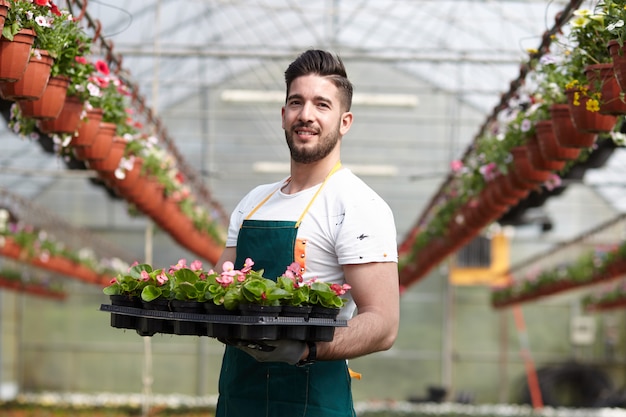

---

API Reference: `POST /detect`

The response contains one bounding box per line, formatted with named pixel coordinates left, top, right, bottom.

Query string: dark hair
left=284, top=49, right=353, bottom=111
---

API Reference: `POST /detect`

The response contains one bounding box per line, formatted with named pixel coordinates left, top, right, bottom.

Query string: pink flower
left=479, top=162, right=498, bottom=181
left=169, top=258, right=187, bottom=273
left=140, top=271, right=150, bottom=282
left=330, top=283, right=352, bottom=296
left=450, top=160, right=464, bottom=172
left=544, top=174, right=562, bottom=191
left=156, top=271, right=169, bottom=285
left=283, top=262, right=303, bottom=283
left=216, top=274, right=234, bottom=287
left=241, top=258, right=254, bottom=274
left=190, top=260, right=203, bottom=271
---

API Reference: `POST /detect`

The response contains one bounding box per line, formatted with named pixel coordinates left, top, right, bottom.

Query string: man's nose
left=298, top=102, right=314, bottom=122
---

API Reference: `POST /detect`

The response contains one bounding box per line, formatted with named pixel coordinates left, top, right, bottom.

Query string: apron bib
left=216, top=162, right=355, bottom=417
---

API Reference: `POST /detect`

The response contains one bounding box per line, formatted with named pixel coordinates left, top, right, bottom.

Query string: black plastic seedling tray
left=100, top=303, right=347, bottom=341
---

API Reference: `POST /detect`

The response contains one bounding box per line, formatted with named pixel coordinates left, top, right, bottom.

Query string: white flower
left=607, top=20, right=625, bottom=32
left=610, top=131, right=626, bottom=146
left=86, top=82, right=101, bottom=97
left=35, top=15, right=50, bottom=27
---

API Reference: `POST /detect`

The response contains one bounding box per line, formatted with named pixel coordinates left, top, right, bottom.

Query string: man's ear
left=340, top=111, right=353, bottom=136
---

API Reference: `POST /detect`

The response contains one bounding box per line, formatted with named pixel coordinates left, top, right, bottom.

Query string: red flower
left=50, top=4, right=62, bottom=16
left=75, top=56, right=87, bottom=64
left=95, top=60, right=110, bottom=75
left=90, top=75, right=109, bottom=88
left=34, top=0, right=48, bottom=6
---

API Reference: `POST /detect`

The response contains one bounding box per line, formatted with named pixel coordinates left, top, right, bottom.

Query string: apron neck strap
left=245, top=161, right=343, bottom=227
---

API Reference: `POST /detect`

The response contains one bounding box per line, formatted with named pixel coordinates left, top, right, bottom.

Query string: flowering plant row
left=491, top=240, right=626, bottom=308
left=0, top=208, right=127, bottom=277
left=399, top=3, right=626, bottom=285
left=103, top=258, right=351, bottom=310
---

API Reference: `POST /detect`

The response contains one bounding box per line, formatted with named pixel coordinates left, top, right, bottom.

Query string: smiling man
left=214, top=49, right=399, bottom=417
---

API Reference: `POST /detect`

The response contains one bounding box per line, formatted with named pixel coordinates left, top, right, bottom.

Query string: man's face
left=282, top=74, right=352, bottom=164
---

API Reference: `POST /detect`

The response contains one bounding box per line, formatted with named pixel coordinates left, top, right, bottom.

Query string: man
left=215, top=49, right=399, bottom=417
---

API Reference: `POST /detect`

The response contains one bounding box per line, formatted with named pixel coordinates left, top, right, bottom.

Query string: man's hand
left=223, top=339, right=306, bottom=365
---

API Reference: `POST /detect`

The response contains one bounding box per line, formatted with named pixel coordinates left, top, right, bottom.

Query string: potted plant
left=102, top=262, right=153, bottom=302
left=166, top=259, right=210, bottom=336
left=19, top=9, right=93, bottom=120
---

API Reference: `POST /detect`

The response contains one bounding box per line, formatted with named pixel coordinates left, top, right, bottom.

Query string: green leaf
left=141, top=285, right=162, bottom=302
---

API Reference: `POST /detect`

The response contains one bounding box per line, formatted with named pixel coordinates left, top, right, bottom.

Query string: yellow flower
left=586, top=98, right=600, bottom=112
left=570, top=15, right=590, bottom=28
left=573, top=91, right=581, bottom=106
left=574, top=8, right=592, bottom=17
left=566, top=79, right=580, bottom=90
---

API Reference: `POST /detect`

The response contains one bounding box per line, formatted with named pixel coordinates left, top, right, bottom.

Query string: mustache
left=292, top=122, right=318, bottom=132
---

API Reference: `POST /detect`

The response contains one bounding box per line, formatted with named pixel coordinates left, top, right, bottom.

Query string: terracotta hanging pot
left=89, top=136, right=127, bottom=172
left=153, top=197, right=185, bottom=231
left=509, top=145, right=551, bottom=189
left=487, top=175, right=518, bottom=206
left=112, top=158, right=143, bottom=197
left=38, top=95, right=84, bottom=134
left=535, top=118, right=581, bottom=161
left=526, top=134, right=565, bottom=172
left=584, top=63, right=626, bottom=116
left=74, top=122, right=116, bottom=161
left=133, top=178, right=165, bottom=217
left=17, top=75, right=69, bottom=120
left=548, top=105, right=596, bottom=149
left=71, top=107, right=103, bottom=147
left=503, top=171, right=530, bottom=201
left=480, top=184, right=509, bottom=214
left=0, top=28, right=35, bottom=82
left=0, top=50, right=54, bottom=101
left=565, top=87, right=617, bottom=134
left=608, top=40, right=626, bottom=92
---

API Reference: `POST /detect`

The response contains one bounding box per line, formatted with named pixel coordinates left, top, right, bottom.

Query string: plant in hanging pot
left=19, top=9, right=92, bottom=119
left=0, top=0, right=72, bottom=100
left=562, top=7, right=620, bottom=129
left=85, top=59, right=133, bottom=133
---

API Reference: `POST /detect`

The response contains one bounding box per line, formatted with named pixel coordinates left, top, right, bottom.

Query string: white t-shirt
left=226, top=168, right=398, bottom=319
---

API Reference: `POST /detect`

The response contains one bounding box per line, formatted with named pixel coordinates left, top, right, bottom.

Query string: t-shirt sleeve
left=335, top=195, right=398, bottom=265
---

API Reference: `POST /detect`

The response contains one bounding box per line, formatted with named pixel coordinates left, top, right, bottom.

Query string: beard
left=285, top=123, right=341, bottom=164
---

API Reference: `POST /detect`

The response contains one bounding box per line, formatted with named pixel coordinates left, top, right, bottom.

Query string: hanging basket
left=0, top=28, right=35, bottom=82
left=565, top=87, right=617, bottom=134
left=584, top=63, right=626, bottom=116
left=536, top=118, right=582, bottom=161
left=526, top=133, right=565, bottom=172
left=0, top=50, right=54, bottom=101
left=509, top=145, right=551, bottom=189
left=89, top=136, right=126, bottom=172
left=71, top=107, right=103, bottom=147
left=608, top=40, right=626, bottom=92
left=112, top=158, right=143, bottom=197
left=18, top=75, right=69, bottom=120
left=74, top=122, right=116, bottom=161
left=38, top=95, right=84, bottom=134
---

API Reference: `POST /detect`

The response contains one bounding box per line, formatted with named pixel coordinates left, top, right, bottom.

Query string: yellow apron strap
left=245, top=161, right=343, bottom=225
left=295, top=161, right=342, bottom=227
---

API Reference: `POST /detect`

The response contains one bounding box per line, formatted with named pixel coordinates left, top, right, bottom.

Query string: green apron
left=216, top=162, right=355, bottom=417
